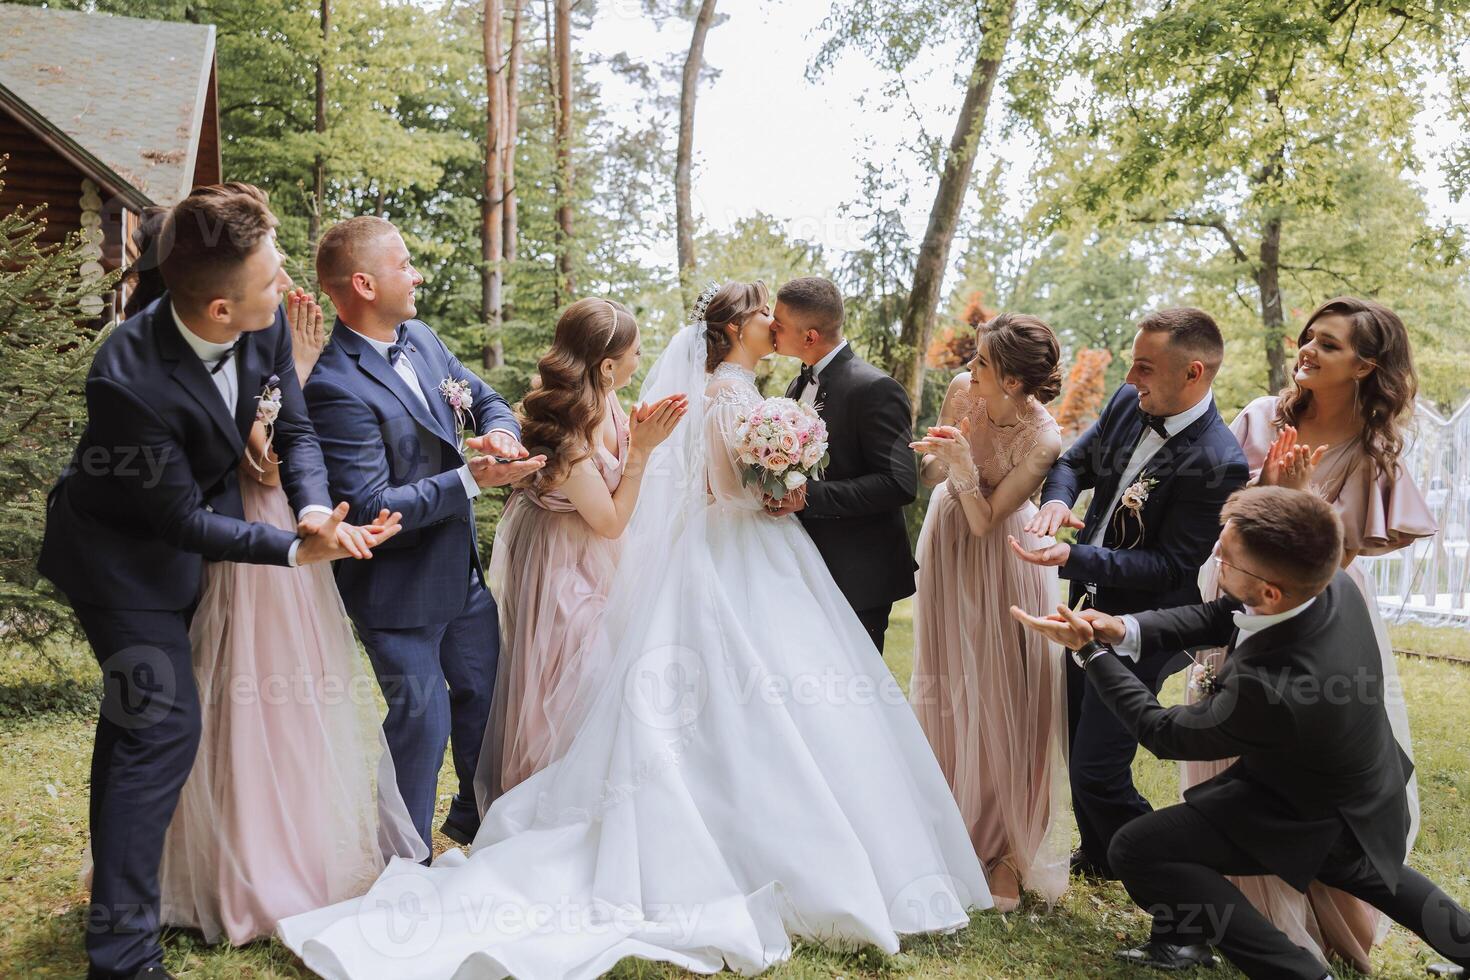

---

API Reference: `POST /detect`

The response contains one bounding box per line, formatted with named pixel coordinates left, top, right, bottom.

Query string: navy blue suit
left=1039, top=383, right=1248, bottom=872
left=37, top=295, right=330, bottom=979
left=306, top=318, right=516, bottom=844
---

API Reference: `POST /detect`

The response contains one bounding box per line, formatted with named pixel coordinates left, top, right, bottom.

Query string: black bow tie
left=796, top=364, right=816, bottom=394
left=386, top=325, right=410, bottom=366
left=1136, top=408, right=1169, bottom=438
left=209, top=339, right=243, bottom=375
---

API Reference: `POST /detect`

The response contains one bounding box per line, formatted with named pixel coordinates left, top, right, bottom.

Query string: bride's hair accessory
left=688, top=280, right=721, bottom=326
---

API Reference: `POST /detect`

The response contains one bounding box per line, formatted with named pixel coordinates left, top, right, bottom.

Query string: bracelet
left=946, top=461, right=981, bottom=495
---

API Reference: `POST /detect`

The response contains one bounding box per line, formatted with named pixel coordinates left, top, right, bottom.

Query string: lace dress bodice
left=952, top=387, right=1058, bottom=496
left=705, top=362, right=766, bottom=511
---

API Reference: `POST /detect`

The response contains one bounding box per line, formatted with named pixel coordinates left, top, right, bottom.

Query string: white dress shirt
left=1112, top=595, right=1318, bottom=662
left=171, top=305, right=331, bottom=565
left=796, top=340, right=848, bottom=406
left=342, top=325, right=482, bottom=501
left=1088, top=389, right=1215, bottom=546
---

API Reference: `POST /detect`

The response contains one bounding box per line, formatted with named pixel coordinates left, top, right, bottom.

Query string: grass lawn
left=2, top=603, right=1467, bottom=979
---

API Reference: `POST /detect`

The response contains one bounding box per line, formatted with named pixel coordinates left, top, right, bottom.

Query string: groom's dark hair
left=776, top=277, right=844, bottom=341
left=158, top=182, right=278, bottom=313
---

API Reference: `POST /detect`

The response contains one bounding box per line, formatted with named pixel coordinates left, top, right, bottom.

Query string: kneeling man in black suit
left=1013, top=486, right=1470, bottom=979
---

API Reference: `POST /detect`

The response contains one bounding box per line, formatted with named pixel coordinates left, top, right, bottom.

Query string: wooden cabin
left=0, top=3, right=220, bottom=317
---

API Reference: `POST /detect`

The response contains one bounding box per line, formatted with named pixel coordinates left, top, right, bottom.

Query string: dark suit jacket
left=38, top=295, right=330, bottom=610
left=1041, top=383, right=1249, bottom=617
left=305, top=318, right=517, bottom=629
left=1088, top=571, right=1414, bottom=891
left=784, top=344, right=917, bottom=611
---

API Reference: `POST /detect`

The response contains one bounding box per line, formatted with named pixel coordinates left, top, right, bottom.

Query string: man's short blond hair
left=316, top=216, right=398, bottom=292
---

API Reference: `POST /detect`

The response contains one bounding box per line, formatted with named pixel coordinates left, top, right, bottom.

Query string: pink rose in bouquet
left=733, top=396, right=830, bottom=501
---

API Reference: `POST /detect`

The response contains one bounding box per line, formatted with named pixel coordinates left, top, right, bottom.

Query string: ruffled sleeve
left=1228, top=395, right=1280, bottom=479
left=1334, top=456, right=1439, bottom=556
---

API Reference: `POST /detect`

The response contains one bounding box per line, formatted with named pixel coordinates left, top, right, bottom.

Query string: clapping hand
left=910, top=419, right=975, bottom=472
left=296, top=502, right=404, bottom=564
left=629, top=395, right=689, bottom=455
left=1024, top=500, right=1085, bottom=537
left=464, top=430, right=546, bottom=487
left=286, top=288, right=326, bottom=385
left=1009, top=603, right=1127, bottom=649
left=1260, top=425, right=1325, bottom=491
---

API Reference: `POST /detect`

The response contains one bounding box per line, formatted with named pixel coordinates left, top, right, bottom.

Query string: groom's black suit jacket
left=784, top=344, right=917, bottom=612
left=39, top=294, right=331, bottom=610
left=1090, top=571, right=1414, bottom=892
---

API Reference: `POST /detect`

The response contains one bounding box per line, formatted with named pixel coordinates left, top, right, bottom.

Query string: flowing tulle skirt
left=277, top=503, right=989, bottom=978
left=1181, top=558, right=1417, bottom=974
left=476, top=491, right=621, bottom=811
left=157, top=477, right=425, bottom=945
left=910, top=483, right=1070, bottom=905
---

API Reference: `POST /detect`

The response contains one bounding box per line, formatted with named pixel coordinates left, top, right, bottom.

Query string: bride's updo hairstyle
left=519, top=297, right=638, bottom=490
left=702, top=280, right=770, bottom=372
left=978, top=312, right=1063, bottom=404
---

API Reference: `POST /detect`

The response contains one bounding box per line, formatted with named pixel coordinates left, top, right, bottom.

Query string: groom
left=1014, top=307, right=1248, bottom=880
left=38, top=183, right=399, bottom=980
left=769, top=276, right=918, bottom=652
left=308, top=217, right=542, bottom=849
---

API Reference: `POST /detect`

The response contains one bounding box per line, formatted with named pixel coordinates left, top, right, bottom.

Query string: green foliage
left=0, top=181, right=116, bottom=644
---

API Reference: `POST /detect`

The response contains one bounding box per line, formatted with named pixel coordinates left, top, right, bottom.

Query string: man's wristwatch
left=1071, top=639, right=1113, bottom=670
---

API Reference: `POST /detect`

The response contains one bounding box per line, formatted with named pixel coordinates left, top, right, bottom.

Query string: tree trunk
left=309, top=0, right=329, bottom=257
left=481, top=0, right=506, bottom=370
left=553, top=0, right=574, bottom=300
left=1257, top=214, right=1286, bottom=392
left=675, top=0, right=717, bottom=308
left=1255, top=91, right=1288, bottom=393
left=503, top=1, right=522, bottom=274
left=891, top=0, right=1015, bottom=423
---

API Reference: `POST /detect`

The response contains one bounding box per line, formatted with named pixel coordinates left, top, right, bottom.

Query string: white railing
left=1362, top=396, right=1470, bottom=628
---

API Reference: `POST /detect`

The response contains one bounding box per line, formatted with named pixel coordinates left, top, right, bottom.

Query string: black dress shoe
left=1114, top=939, right=1218, bottom=970
left=1069, top=847, right=1111, bottom=881
left=439, top=813, right=478, bottom=846
left=132, top=969, right=178, bottom=980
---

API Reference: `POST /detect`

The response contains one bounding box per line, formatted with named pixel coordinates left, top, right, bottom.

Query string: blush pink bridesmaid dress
left=475, top=393, right=629, bottom=809
left=910, top=387, right=1070, bottom=909
left=156, top=456, right=425, bottom=946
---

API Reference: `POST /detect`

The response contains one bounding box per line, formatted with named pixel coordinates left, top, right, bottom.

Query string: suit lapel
left=1096, top=398, right=1221, bottom=546
left=335, top=319, right=455, bottom=447
left=404, top=339, right=458, bottom=443
left=156, top=302, right=246, bottom=456
left=233, top=328, right=272, bottom=442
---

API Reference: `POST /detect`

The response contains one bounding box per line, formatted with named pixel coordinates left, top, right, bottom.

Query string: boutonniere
left=1189, top=653, right=1224, bottom=698
left=247, top=374, right=283, bottom=472
left=1109, top=471, right=1158, bottom=548
left=438, top=376, right=473, bottom=432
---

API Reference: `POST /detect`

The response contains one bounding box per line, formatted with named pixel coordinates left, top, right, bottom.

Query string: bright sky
left=586, top=0, right=1470, bottom=266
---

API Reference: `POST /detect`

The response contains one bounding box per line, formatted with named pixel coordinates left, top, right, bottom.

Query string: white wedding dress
left=276, top=329, right=989, bottom=980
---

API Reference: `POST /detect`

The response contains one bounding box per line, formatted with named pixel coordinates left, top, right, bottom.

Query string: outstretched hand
left=1024, top=500, right=1085, bottom=537
left=1008, top=534, right=1070, bottom=567
left=296, top=502, right=404, bottom=564
left=629, top=394, right=688, bottom=454
left=909, top=418, right=974, bottom=471
left=1009, top=603, right=1127, bottom=650
left=464, top=430, right=547, bottom=487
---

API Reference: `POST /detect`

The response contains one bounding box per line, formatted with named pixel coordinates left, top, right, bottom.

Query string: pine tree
left=0, top=167, right=117, bottom=643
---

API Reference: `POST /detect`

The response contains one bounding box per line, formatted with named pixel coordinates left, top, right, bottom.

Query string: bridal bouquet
left=734, top=396, right=830, bottom=501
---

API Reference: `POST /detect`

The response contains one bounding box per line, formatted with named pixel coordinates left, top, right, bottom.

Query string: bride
left=277, top=281, right=990, bottom=979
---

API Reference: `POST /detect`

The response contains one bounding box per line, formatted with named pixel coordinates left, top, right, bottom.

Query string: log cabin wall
left=0, top=110, right=86, bottom=253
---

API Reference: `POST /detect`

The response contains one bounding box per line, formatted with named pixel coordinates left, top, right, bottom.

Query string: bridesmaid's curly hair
left=519, top=298, right=638, bottom=491
left=1275, top=296, right=1417, bottom=477
left=977, top=312, right=1062, bottom=404
left=702, top=280, right=770, bottom=372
